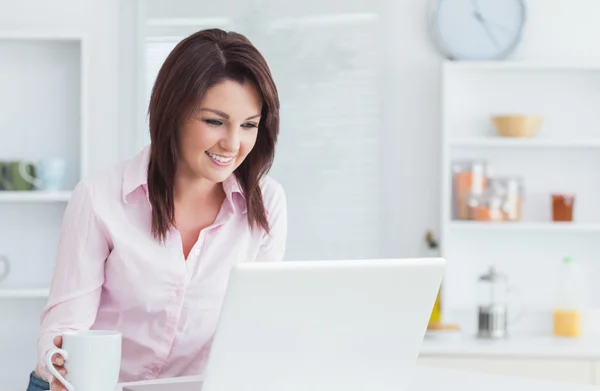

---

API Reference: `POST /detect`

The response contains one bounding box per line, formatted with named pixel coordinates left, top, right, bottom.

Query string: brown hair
left=147, top=28, right=280, bottom=243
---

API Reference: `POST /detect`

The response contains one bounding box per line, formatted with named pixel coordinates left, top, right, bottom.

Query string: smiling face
left=178, top=78, right=263, bottom=183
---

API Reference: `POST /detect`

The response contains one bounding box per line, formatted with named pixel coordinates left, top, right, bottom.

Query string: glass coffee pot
left=477, top=266, right=509, bottom=339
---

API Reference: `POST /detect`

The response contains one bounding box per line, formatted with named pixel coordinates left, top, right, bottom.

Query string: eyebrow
left=198, top=108, right=261, bottom=121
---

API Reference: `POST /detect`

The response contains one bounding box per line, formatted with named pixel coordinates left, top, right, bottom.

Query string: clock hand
left=472, top=0, right=512, bottom=34
left=473, top=9, right=511, bottom=33
left=474, top=11, right=501, bottom=50
left=471, top=0, right=502, bottom=49
left=479, top=16, right=513, bottom=34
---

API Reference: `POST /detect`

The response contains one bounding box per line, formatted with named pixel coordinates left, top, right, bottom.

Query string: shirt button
left=194, top=249, right=201, bottom=256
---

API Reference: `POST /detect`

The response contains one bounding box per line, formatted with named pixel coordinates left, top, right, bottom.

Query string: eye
left=203, top=119, right=223, bottom=126
left=241, top=122, right=258, bottom=129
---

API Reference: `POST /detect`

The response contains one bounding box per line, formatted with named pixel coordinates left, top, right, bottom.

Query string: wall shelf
left=0, top=31, right=85, bottom=41
left=0, top=191, right=71, bottom=202
left=444, top=60, right=600, bottom=72
left=448, top=221, right=600, bottom=233
left=0, top=288, right=49, bottom=299
left=449, top=138, right=600, bottom=149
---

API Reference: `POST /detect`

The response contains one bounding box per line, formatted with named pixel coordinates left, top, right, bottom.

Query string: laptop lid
left=201, top=257, right=446, bottom=391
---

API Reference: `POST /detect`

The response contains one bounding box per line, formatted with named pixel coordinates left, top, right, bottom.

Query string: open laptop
left=125, top=257, right=446, bottom=391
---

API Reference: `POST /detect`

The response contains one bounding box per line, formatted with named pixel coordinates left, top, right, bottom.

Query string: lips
left=206, top=151, right=235, bottom=166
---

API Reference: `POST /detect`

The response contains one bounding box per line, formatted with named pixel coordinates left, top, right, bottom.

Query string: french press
left=477, top=266, right=509, bottom=339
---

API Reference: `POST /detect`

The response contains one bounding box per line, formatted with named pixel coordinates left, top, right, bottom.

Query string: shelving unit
left=0, top=32, right=88, bottom=295
left=439, top=60, right=600, bottom=315
left=0, top=31, right=89, bottom=389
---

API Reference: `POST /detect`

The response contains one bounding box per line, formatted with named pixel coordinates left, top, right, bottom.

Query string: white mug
left=45, top=330, right=122, bottom=391
left=19, top=157, right=66, bottom=191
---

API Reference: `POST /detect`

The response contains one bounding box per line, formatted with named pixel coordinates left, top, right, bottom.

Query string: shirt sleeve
left=36, top=181, right=110, bottom=382
left=254, top=182, right=287, bottom=262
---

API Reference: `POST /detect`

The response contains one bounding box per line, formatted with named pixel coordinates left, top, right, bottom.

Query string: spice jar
left=470, top=184, right=506, bottom=222
left=452, top=160, right=487, bottom=220
left=552, top=193, right=576, bottom=222
left=494, top=177, right=523, bottom=221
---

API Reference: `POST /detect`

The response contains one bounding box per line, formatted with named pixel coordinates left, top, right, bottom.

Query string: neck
left=173, top=171, right=223, bottom=204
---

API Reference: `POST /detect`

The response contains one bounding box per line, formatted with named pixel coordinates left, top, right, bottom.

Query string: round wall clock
left=430, top=0, right=527, bottom=61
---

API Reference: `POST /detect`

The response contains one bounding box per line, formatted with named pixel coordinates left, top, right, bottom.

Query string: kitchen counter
left=420, top=332, right=600, bottom=359
left=115, top=366, right=597, bottom=391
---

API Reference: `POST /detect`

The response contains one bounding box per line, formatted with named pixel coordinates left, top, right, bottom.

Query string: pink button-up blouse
left=36, top=145, right=287, bottom=383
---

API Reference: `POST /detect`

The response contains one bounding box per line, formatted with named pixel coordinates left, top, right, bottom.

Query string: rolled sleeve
left=36, top=181, right=110, bottom=381
left=255, top=182, right=287, bottom=262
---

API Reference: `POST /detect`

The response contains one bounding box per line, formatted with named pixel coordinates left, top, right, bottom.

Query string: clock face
left=432, top=0, right=526, bottom=60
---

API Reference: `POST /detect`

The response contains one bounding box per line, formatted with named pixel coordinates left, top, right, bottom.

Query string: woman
left=27, top=28, right=287, bottom=391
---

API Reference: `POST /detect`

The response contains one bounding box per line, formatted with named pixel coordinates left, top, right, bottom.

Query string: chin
left=199, top=165, right=237, bottom=183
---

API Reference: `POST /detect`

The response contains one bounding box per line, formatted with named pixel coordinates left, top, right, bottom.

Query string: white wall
left=378, top=0, right=442, bottom=259
left=0, top=0, right=124, bottom=388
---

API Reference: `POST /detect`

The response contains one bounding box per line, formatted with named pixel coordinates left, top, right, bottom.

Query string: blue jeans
left=26, top=371, right=50, bottom=391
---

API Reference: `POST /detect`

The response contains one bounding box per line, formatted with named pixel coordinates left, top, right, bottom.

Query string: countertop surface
left=419, top=331, right=600, bottom=359
left=116, top=365, right=596, bottom=391
left=409, top=365, right=596, bottom=391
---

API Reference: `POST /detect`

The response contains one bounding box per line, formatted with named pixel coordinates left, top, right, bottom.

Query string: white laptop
left=125, top=257, right=446, bottom=391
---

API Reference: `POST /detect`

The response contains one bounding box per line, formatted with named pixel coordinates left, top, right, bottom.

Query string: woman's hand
left=50, top=336, right=68, bottom=391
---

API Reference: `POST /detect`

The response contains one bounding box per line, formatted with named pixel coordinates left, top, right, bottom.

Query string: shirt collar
left=122, top=144, right=247, bottom=214
left=122, top=145, right=151, bottom=203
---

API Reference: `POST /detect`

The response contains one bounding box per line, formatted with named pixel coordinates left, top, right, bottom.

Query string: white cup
left=45, top=330, right=122, bottom=391
left=19, top=157, right=66, bottom=191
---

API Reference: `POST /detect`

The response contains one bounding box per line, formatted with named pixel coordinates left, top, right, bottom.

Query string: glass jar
left=451, top=160, right=487, bottom=220
left=491, top=177, right=523, bottom=221
left=552, top=193, right=576, bottom=222
left=504, top=177, right=523, bottom=221
left=469, top=179, right=506, bottom=221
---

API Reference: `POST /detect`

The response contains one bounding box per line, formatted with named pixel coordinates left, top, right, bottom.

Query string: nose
left=220, top=127, right=240, bottom=152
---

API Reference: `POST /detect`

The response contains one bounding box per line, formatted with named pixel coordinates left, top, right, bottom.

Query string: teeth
left=206, top=151, right=234, bottom=163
